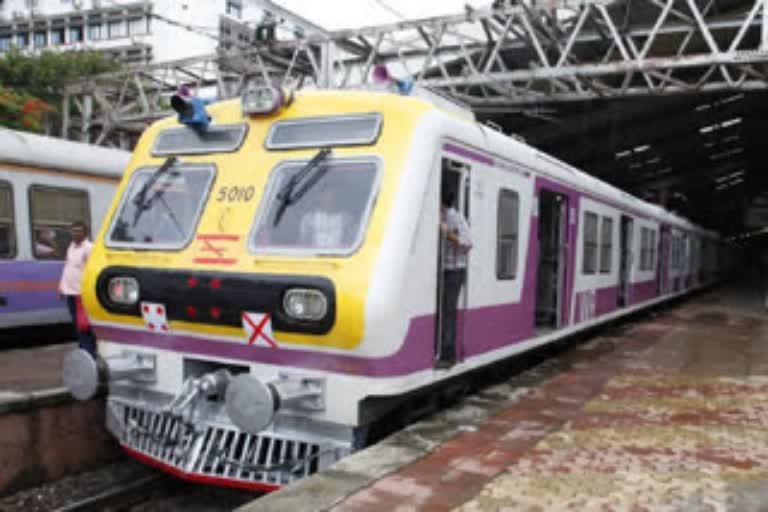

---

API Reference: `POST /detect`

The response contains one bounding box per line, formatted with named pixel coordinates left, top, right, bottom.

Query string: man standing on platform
left=58, top=221, right=96, bottom=356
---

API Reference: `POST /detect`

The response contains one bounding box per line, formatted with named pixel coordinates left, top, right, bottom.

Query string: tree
left=0, top=49, right=118, bottom=133
left=0, top=88, right=52, bottom=132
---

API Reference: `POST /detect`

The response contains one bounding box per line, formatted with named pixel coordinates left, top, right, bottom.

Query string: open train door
left=434, top=158, right=470, bottom=369
left=618, top=215, right=634, bottom=307
left=658, top=226, right=670, bottom=294
left=534, top=189, right=569, bottom=331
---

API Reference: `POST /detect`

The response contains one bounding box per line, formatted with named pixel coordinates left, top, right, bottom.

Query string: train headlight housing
left=241, top=85, right=283, bottom=116
left=283, top=288, right=327, bottom=321
left=108, top=277, right=140, bottom=305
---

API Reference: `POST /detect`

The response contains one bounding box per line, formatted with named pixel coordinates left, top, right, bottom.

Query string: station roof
left=58, top=0, right=768, bottom=237
left=483, top=90, right=767, bottom=237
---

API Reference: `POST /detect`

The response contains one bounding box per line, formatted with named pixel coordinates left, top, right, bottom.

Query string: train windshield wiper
left=132, top=156, right=179, bottom=228
left=272, top=147, right=332, bottom=227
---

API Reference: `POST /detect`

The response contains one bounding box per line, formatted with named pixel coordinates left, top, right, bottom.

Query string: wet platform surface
left=249, top=284, right=768, bottom=511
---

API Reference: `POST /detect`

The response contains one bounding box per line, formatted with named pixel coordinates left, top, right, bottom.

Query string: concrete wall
left=0, top=390, right=121, bottom=497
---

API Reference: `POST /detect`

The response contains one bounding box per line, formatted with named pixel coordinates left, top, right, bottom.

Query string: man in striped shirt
left=438, top=188, right=472, bottom=368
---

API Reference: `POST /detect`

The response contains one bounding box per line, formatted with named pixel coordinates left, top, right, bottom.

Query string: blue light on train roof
left=170, top=86, right=212, bottom=131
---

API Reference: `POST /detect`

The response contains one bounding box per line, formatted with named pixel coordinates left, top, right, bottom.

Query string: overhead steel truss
left=61, top=0, right=768, bottom=146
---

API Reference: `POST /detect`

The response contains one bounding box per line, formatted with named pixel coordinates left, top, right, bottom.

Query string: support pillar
left=80, top=95, right=92, bottom=144
left=60, top=95, right=70, bottom=139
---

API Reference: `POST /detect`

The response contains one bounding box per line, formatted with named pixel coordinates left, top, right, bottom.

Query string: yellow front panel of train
left=82, top=91, right=430, bottom=350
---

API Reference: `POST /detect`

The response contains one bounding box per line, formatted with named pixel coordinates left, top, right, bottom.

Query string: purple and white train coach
left=0, top=128, right=128, bottom=331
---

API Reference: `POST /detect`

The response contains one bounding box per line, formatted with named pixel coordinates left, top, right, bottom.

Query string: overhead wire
left=371, top=0, right=408, bottom=21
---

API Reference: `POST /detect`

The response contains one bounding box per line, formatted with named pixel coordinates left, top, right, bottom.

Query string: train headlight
left=283, top=288, right=327, bottom=321
left=241, top=85, right=283, bottom=116
left=108, top=277, right=140, bottom=305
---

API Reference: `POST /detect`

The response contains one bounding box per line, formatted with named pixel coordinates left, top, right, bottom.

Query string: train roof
left=0, top=128, right=130, bottom=178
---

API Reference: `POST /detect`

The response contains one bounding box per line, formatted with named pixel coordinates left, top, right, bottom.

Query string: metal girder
left=61, top=0, right=768, bottom=146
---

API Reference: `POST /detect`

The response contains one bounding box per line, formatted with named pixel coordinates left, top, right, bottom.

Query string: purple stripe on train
left=630, top=280, right=657, bottom=305
left=0, top=261, right=64, bottom=313
left=95, top=295, right=541, bottom=378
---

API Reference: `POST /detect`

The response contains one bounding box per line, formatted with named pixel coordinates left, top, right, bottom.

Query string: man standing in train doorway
left=58, top=221, right=96, bottom=357
left=438, top=187, right=472, bottom=369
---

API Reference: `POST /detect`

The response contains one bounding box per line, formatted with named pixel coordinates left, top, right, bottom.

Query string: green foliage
left=0, top=49, right=118, bottom=132
left=0, top=88, right=52, bottom=132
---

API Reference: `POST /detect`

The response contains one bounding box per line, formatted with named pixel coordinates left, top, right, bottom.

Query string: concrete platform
left=244, top=285, right=768, bottom=511
left=0, top=342, right=120, bottom=496
left=0, top=343, right=74, bottom=393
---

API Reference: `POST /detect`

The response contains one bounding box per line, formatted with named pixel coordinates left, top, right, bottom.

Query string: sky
left=273, top=0, right=490, bottom=31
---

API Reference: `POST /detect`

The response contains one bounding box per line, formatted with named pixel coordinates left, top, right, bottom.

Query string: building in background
left=0, top=0, right=261, bottom=65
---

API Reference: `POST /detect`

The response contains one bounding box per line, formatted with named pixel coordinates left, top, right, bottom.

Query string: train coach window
left=265, top=113, right=382, bottom=150
left=496, top=189, right=519, bottom=280
left=152, top=124, right=248, bottom=156
left=639, top=228, right=650, bottom=271
left=649, top=229, right=657, bottom=270
left=29, top=185, right=90, bottom=260
left=582, top=212, right=598, bottom=274
left=0, top=181, right=16, bottom=259
left=671, top=236, right=679, bottom=269
left=599, top=216, right=613, bottom=273
left=107, top=164, right=214, bottom=250
left=250, top=157, right=380, bottom=256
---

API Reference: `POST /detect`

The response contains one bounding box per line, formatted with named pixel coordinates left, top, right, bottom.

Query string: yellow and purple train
left=63, top=84, right=722, bottom=491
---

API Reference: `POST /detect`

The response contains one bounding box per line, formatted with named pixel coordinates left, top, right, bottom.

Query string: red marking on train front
left=193, top=234, right=240, bottom=266
left=192, top=257, right=237, bottom=265
left=199, top=238, right=226, bottom=257
left=141, top=301, right=170, bottom=333
left=197, top=234, right=240, bottom=241
left=242, top=312, right=277, bottom=348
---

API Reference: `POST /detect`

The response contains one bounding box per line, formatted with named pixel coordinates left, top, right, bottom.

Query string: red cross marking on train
left=194, top=234, right=239, bottom=265
left=200, top=238, right=226, bottom=258
left=241, top=312, right=278, bottom=348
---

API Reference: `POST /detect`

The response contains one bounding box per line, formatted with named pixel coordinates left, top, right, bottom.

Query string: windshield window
left=266, top=113, right=382, bottom=150
left=251, top=158, right=380, bottom=255
left=152, top=124, right=247, bottom=156
left=107, top=164, right=214, bottom=249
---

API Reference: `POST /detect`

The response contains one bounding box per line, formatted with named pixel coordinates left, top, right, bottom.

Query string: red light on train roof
left=186, top=306, right=198, bottom=318
left=210, top=306, right=222, bottom=320
left=188, top=277, right=198, bottom=288
left=210, top=278, right=221, bottom=290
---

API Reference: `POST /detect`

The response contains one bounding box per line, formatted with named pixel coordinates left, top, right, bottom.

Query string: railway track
left=52, top=474, right=172, bottom=512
